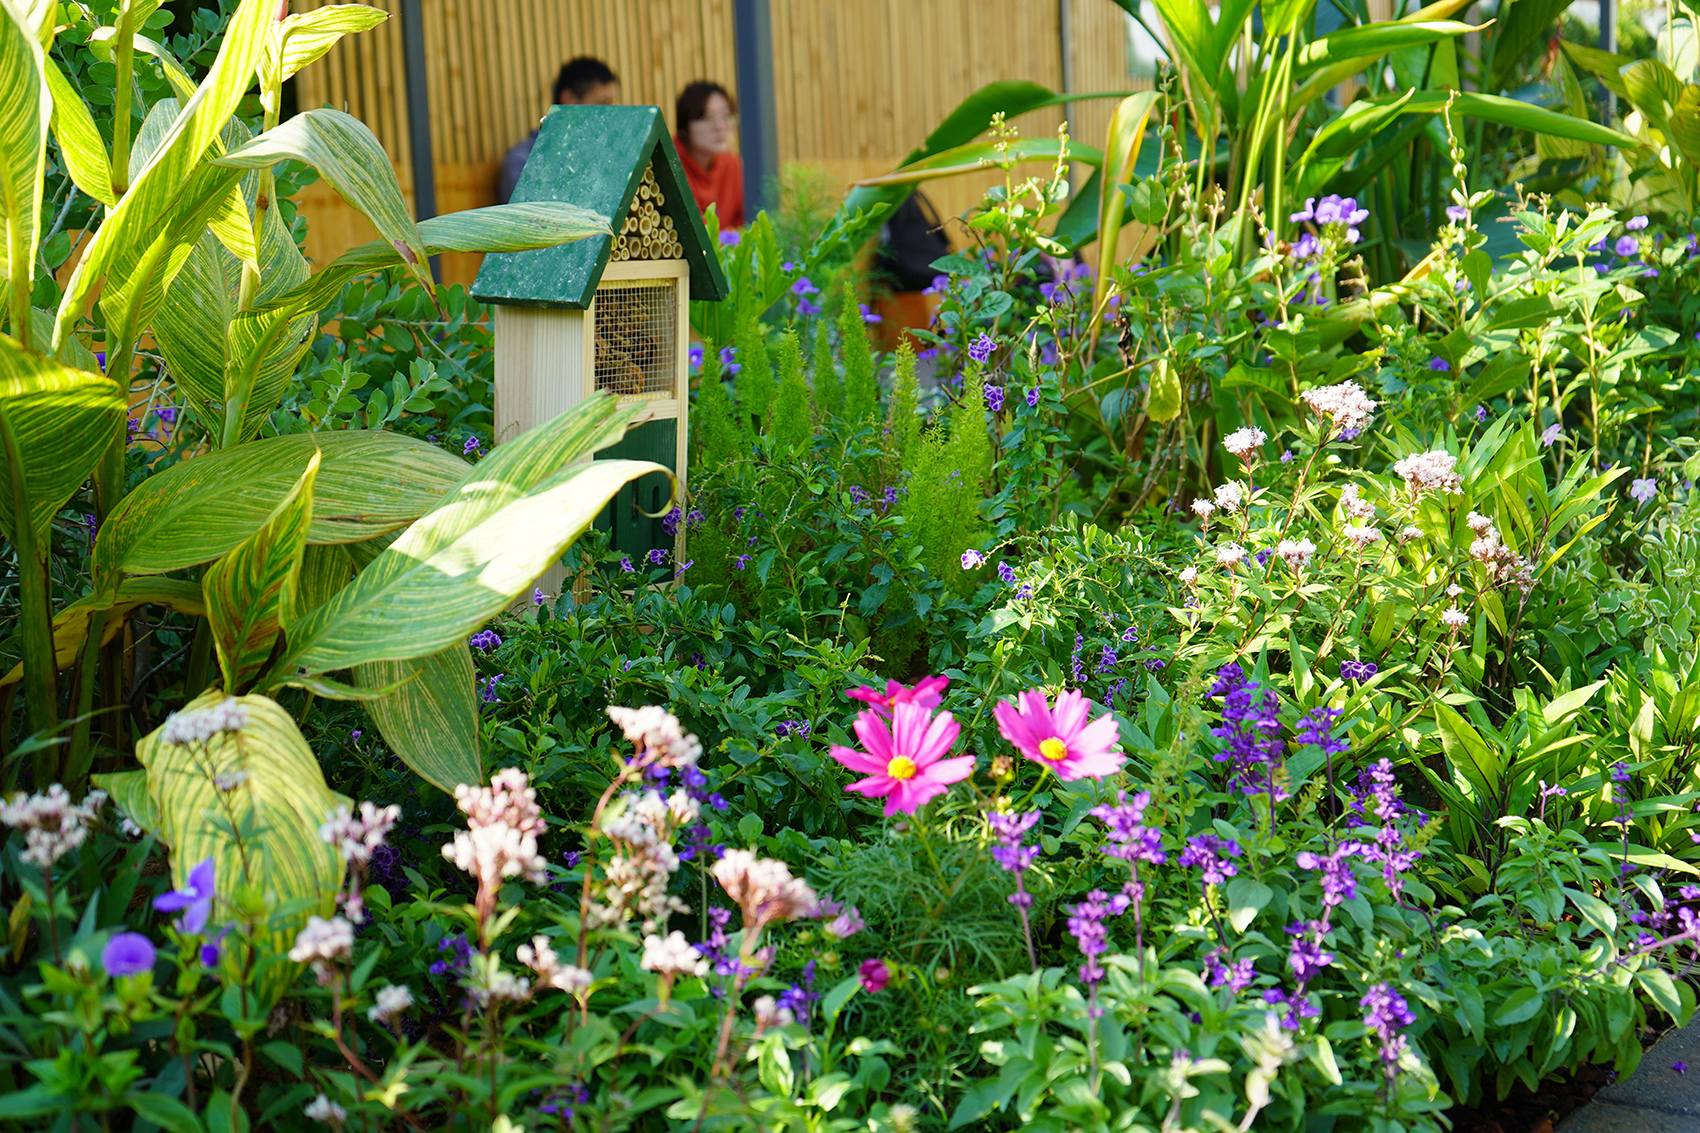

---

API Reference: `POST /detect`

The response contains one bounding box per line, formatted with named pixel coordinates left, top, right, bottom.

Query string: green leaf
left=1295, top=21, right=1479, bottom=78
left=1494, top=986, right=1545, bottom=1026
left=1402, top=89, right=1640, bottom=148
left=1092, top=92, right=1160, bottom=332
left=134, top=691, right=342, bottom=980
left=93, top=431, right=468, bottom=596
left=0, top=335, right=125, bottom=547
left=0, top=0, right=48, bottom=348
left=273, top=5, right=389, bottom=82
left=1560, top=40, right=1632, bottom=98
left=1226, top=877, right=1273, bottom=932
left=354, top=644, right=481, bottom=793
left=215, top=109, right=432, bottom=294
left=1637, top=968, right=1682, bottom=1016
left=92, top=769, right=161, bottom=833
left=127, top=1092, right=202, bottom=1133
left=1145, top=358, right=1183, bottom=423
left=268, top=397, right=663, bottom=678
left=1621, top=59, right=1684, bottom=132
left=1562, top=885, right=1618, bottom=936
left=42, top=55, right=114, bottom=206
left=203, top=451, right=318, bottom=692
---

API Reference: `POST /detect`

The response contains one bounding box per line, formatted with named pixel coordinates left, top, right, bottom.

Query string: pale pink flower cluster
left=443, top=768, right=548, bottom=888
left=753, top=994, right=796, bottom=1029
left=1277, top=537, right=1317, bottom=569
left=1398, top=524, right=1423, bottom=542
left=1338, top=483, right=1376, bottom=521
left=1223, top=426, right=1267, bottom=461
left=160, top=697, right=248, bottom=745
left=1392, top=450, right=1462, bottom=495
left=1343, top=524, right=1381, bottom=548
left=606, top=705, right=703, bottom=769
left=1441, top=607, right=1470, bottom=629
left=1213, top=481, right=1245, bottom=514
left=517, top=934, right=593, bottom=995
left=1179, top=566, right=1199, bottom=585
left=1216, top=544, right=1247, bottom=568
left=712, top=849, right=820, bottom=930
left=1465, top=512, right=1533, bottom=592
left=320, top=801, right=400, bottom=866
left=0, top=785, right=106, bottom=868
left=641, top=930, right=709, bottom=977
left=1300, top=381, right=1377, bottom=432
left=1191, top=498, right=1215, bottom=519
left=591, top=789, right=690, bottom=932
left=465, top=953, right=531, bottom=1005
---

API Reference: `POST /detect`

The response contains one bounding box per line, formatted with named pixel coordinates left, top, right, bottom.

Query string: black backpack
left=872, top=191, right=952, bottom=292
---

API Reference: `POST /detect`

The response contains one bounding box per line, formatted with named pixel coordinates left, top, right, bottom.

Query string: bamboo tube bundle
left=608, top=163, right=689, bottom=261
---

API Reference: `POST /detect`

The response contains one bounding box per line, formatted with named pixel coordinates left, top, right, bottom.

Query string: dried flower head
left=0, top=784, right=106, bottom=868
left=443, top=769, right=549, bottom=904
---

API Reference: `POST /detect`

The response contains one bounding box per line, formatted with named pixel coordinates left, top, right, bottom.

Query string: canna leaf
left=356, top=644, right=481, bottom=793
left=265, top=396, right=657, bottom=679
left=273, top=5, right=389, bottom=82
left=0, top=335, right=125, bottom=547
left=41, top=54, right=114, bottom=206
left=0, top=0, right=49, bottom=348
left=202, top=451, right=318, bottom=692
left=0, top=578, right=204, bottom=689
left=1092, top=92, right=1160, bottom=343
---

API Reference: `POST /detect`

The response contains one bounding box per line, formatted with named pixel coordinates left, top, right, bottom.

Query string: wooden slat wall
left=291, top=0, right=1142, bottom=288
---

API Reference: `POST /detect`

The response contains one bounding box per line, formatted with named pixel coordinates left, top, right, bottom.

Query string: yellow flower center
left=1038, top=737, right=1069, bottom=762
left=886, top=755, right=918, bottom=780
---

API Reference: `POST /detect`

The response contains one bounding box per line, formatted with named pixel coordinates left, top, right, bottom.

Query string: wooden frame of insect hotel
left=472, top=105, right=728, bottom=593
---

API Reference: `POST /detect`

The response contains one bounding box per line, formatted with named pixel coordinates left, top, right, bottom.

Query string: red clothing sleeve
left=675, top=138, right=745, bottom=230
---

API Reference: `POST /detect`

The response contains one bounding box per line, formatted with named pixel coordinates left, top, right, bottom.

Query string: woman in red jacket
left=675, top=81, right=744, bottom=230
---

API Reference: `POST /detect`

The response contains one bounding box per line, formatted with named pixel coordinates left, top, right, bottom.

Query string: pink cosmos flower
left=829, top=703, right=974, bottom=815
left=859, top=957, right=892, bottom=992
left=994, top=688, right=1126, bottom=782
left=844, top=675, right=949, bottom=718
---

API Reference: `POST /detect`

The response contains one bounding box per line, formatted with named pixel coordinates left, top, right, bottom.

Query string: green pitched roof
left=471, top=105, right=729, bottom=309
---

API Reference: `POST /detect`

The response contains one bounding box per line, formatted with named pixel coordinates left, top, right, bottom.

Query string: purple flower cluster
left=1203, top=947, right=1256, bottom=991
left=1362, top=982, right=1416, bottom=1081
left=1066, top=889, right=1126, bottom=1014
left=1295, top=842, right=1365, bottom=908
left=1178, top=834, right=1241, bottom=884
left=1339, top=659, right=1378, bottom=682
left=776, top=959, right=819, bottom=1026
left=470, top=630, right=502, bottom=652
left=967, top=331, right=996, bottom=365
left=1353, top=760, right=1423, bottom=900
left=1208, top=663, right=1289, bottom=805
left=1091, top=792, right=1165, bottom=866
left=985, top=384, right=1005, bottom=413
left=1294, top=706, right=1348, bottom=757
left=429, top=933, right=473, bottom=976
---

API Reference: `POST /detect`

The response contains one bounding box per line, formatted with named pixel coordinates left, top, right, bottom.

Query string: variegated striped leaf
left=0, top=334, right=125, bottom=546
left=296, top=544, right=353, bottom=615
left=42, top=54, right=114, bottom=206
left=273, top=5, right=389, bottom=82
left=267, top=396, right=656, bottom=677
left=91, top=769, right=161, bottom=833
left=151, top=230, right=238, bottom=423
left=356, top=644, right=480, bottom=792
left=92, top=431, right=468, bottom=598
left=0, top=0, right=49, bottom=349
left=203, top=450, right=318, bottom=692
left=0, top=577, right=203, bottom=688
left=134, top=691, right=344, bottom=994
left=214, top=109, right=432, bottom=294
left=52, top=0, right=272, bottom=353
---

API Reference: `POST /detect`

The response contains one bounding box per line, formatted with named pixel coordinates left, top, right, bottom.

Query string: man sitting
left=498, top=57, right=619, bottom=204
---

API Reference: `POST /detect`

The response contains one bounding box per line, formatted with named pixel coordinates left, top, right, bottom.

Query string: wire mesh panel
left=592, top=278, right=677, bottom=398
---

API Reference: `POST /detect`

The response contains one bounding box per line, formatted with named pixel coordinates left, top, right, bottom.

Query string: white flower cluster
left=1338, top=483, right=1376, bottom=521
left=1465, top=512, right=1534, bottom=592
left=641, top=930, right=709, bottom=977
left=606, top=705, right=703, bottom=769
left=517, top=934, right=594, bottom=995
left=1442, top=606, right=1470, bottom=628
left=1216, top=543, right=1247, bottom=568
left=1300, top=381, right=1377, bottom=432
left=1191, top=497, right=1215, bottom=519
left=1343, top=524, right=1382, bottom=548
left=1223, top=426, right=1267, bottom=461
left=366, top=984, right=413, bottom=1024
left=442, top=768, right=548, bottom=887
left=0, top=785, right=106, bottom=868
left=712, top=849, right=820, bottom=929
left=1213, top=481, right=1245, bottom=514
left=304, top=1094, right=346, bottom=1124
left=289, top=914, right=355, bottom=983
left=590, top=789, right=690, bottom=932
left=753, top=994, right=796, bottom=1029
left=320, top=801, right=401, bottom=866
left=160, top=698, right=249, bottom=745
left=1391, top=449, right=1462, bottom=495
left=1179, top=566, right=1198, bottom=585
left=1276, top=537, right=1317, bottom=569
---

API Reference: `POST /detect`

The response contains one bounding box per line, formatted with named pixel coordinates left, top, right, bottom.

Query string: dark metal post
left=732, top=0, right=779, bottom=219
left=400, top=0, right=440, bottom=281
left=1599, top=0, right=1617, bottom=123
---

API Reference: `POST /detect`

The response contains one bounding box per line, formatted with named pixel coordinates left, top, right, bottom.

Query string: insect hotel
left=471, top=105, right=728, bottom=592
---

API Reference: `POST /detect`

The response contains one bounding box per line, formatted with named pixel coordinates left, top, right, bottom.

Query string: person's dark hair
left=675, top=81, right=736, bottom=133
left=553, top=57, right=617, bottom=103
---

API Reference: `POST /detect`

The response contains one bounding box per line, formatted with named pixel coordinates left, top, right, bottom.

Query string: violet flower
left=989, top=810, right=1041, bottom=968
